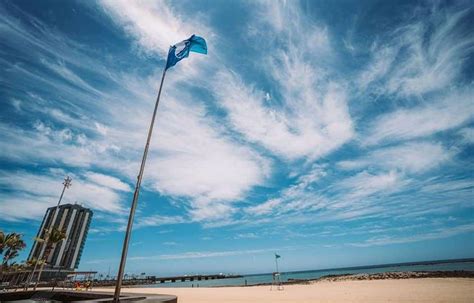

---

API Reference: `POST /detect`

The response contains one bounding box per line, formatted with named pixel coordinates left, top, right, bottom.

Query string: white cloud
left=0, top=192, right=55, bottom=222
left=163, top=241, right=178, bottom=246
left=365, top=90, right=473, bottom=145
left=84, top=172, right=131, bottom=192
left=210, top=1, right=352, bottom=161
left=0, top=121, right=115, bottom=168
left=68, top=179, right=124, bottom=213
left=360, top=6, right=474, bottom=96
left=0, top=3, right=113, bottom=81
left=349, top=223, right=474, bottom=247
left=458, top=127, right=474, bottom=144
left=339, top=142, right=454, bottom=173
left=234, top=232, right=258, bottom=239
left=140, top=97, right=270, bottom=221
left=337, top=170, right=407, bottom=201
left=131, top=247, right=285, bottom=261
left=358, top=45, right=397, bottom=90
left=264, top=92, right=271, bottom=101
left=148, top=102, right=268, bottom=201
left=40, top=58, right=104, bottom=97
left=135, top=214, right=186, bottom=229
left=97, top=1, right=343, bottom=222
left=255, top=0, right=330, bottom=54
left=0, top=170, right=126, bottom=221
left=0, top=100, right=270, bottom=222
left=98, top=0, right=211, bottom=55
left=2, top=0, right=472, bottom=236
left=246, top=199, right=281, bottom=216
left=95, top=122, right=108, bottom=136
left=11, top=98, right=22, bottom=111
left=421, top=179, right=473, bottom=194
left=0, top=5, right=271, bottom=224
left=245, top=165, right=327, bottom=217
left=214, top=70, right=353, bottom=160
left=188, top=202, right=234, bottom=222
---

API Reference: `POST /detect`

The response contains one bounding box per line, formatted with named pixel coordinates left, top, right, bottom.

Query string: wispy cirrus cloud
left=337, top=170, right=407, bottom=201
left=223, top=1, right=353, bottom=161
left=143, top=96, right=270, bottom=221
left=84, top=172, right=131, bottom=192
left=214, top=70, right=353, bottom=160
left=458, top=127, right=474, bottom=145
left=245, top=199, right=282, bottom=216
left=242, top=169, right=410, bottom=225
left=85, top=246, right=293, bottom=264
left=349, top=223, right=474, bottom=247
left=0, top=169, right=127, bottom=221
left=94, top=0, right=272, bottom=222
left=131, top=246, right=295, bottom=261
left=0, top=1, right=270, bottom=224
left=245, top=164, right=327, bottom=216
left=421, top=178, right=473, bottom=195
left=134, top=214, right=186, bottom=229
left=339, top=141, right=455, bottom=173
left=98, top=0, right=212, bottom=55
left=364, top=89, right=473, bottom=146
left=359, top=5, right=474, bottom=97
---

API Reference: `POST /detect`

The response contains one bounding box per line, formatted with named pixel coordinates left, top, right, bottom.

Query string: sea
left=138, top=258, right=474, bottom=288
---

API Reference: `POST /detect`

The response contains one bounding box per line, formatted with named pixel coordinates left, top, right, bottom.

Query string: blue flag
left=166, top=35, right=207, bottom=70
left=275, top=254, right=281, bottom=259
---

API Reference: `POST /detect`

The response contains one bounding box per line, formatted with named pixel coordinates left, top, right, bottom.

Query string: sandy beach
left=94, top=278, right=474, bottom=303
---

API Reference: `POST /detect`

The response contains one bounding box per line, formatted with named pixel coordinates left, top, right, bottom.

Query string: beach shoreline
left=88, top=270, right=474, bottom=289
left=215, top=270, right=474, bottom=287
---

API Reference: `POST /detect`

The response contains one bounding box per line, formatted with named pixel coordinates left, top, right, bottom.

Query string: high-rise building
left=28, top=203, right=93, bottom=271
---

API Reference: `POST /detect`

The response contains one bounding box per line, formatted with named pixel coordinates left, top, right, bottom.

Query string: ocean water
left=138, top=259, right=474, bottom=288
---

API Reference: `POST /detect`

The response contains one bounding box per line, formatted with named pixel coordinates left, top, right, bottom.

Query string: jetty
left=73, top=273, right=243, bottom=288
left=151, top=273, right=242, bottom=284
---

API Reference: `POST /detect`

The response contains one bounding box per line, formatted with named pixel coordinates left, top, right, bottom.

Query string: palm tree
left=0, top=231, right=5, bottom=254
left=34, top=227, right=66, bottom=289
left=1, top=232, right=26, bottom=267
left=44, top=228, right=67, bottom=262
left=26, top=258, right=41, bottom=267
left=0, top=230, right=6, bottom=275
left=0, top=231, right=26, bottom=283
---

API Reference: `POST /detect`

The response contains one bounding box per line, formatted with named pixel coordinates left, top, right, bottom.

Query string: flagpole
left=275, top=254, right=279, bottom=273
left=113, top=66, right=168, bottom=302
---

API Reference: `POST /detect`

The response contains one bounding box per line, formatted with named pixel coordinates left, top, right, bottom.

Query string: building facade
left=28, top=203, right=93, bottom=270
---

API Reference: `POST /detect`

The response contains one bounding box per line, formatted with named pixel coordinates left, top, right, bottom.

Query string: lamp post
left=27, top=176, right=72, bottom=290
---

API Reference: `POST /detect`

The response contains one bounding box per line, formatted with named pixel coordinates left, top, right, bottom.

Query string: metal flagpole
left=275, top=254, right=279, bottom=273
left=272, top=254, right=283, bottom=291
left=113, top=66, right=168, bottom=302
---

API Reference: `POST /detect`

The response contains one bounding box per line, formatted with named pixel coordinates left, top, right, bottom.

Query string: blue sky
left=0, top=0, right=473, bottom=276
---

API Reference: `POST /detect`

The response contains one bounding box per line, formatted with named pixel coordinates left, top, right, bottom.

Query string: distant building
left=28, top=203, right=93, bottom=271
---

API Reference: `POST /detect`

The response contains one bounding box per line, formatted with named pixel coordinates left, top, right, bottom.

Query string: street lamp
left=27, top=176, right=72, bottom=290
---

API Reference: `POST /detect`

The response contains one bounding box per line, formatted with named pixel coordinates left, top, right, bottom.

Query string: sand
left=94, top=278, right=474, bottom=303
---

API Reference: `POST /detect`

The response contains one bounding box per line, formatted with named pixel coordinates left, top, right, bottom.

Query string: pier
left=152, top=274, right=242, bottom=284
left=75, top=274, right=244, bottom=287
